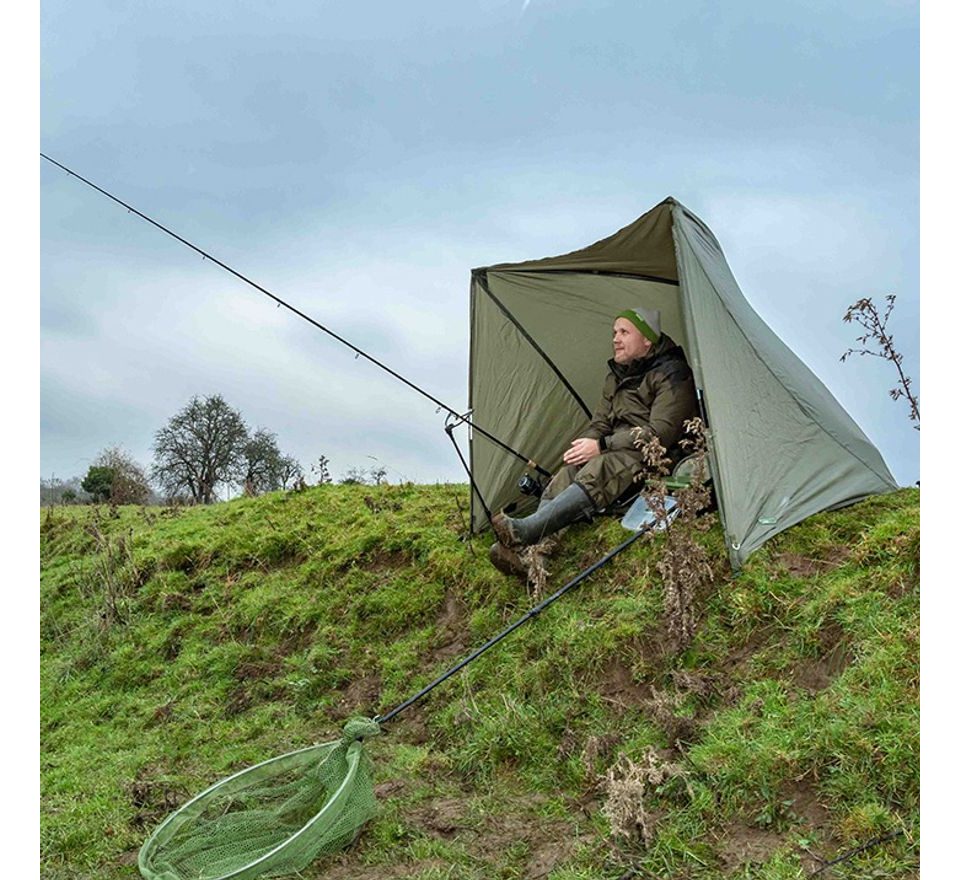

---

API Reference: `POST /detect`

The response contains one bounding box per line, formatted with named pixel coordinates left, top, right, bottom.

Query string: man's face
left=612, top=317, right=653, bottom=364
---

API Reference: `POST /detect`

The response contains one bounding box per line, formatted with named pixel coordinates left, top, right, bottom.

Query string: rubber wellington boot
left=492, top=484, right=595, bottom=548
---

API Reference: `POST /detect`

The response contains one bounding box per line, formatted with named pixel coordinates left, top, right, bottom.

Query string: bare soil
left=792, top=621, right=852, bottom=693
left=128, top=767, right=188, bottom=830
left=716, top=822, right=786, bottom=871
left=330, top=671, right=382, bottom=720
left=775, top=545, right=851, bottom=578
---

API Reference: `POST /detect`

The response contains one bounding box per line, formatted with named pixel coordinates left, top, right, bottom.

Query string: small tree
left=241, top=430, right=303, bottom=495
left=152, top=395, right=249, bottom=504
left=241, top=429, right=284, bottom=496
left=41, top=475, right=88, bottom=506
left=842, top=294, right=919, bottom=430
left=340, top=467, right=369, bottom=485
left=81, top=466, right=115, bottom=503
left=310, top=456, right=332, bottom=486
left=86, top=446, right=151, bottom=505
left=277, top=454, right=304, bottom=490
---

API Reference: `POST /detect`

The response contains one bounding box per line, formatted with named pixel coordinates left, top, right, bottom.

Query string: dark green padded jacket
left=582, top=333, right=699, bottom=458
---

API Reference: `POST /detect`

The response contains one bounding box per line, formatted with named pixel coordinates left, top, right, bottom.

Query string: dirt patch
left=645, top=688, right=700, bottom=748
left=317, top=857, right=449, bottom=880
left=557, top=731, right=622, bottom=777
left=473, top=807, right=572, bottom=863
left=277, top=625, right=319, bottom=658
left=330, top=672, right=382, bottom=719
left=373, top=779, right=406, bottom=799
left=792, top=622, right=852, bottom=693
left=407, top=797, right=468, bottom=836
left=128, top=769, right=188, bottom=829
left=161, top=631, right=182, bottom=661
left=401, top=790, right=579, bottom=875
left=233, top=658, right=284, bottom=682
left=775, top=546, right=850, bottom=578
left=224, top=688, right=253, bottom=717
left=427, top=592, right=469, bottom=665
left=391, top=705, right=431, bottom=745
left=724, top=624, right=777, bottom=673
left=526, top=836, right=581, bottom=878
left=716, top=822, right=787, bottom=871
left=781, top=778, right=830, bottom=829
left=780, top=778, right=841, bottom=869
left=597, top=658, right=651, bottom=711
left=365, top=547, right=409, bottom=571
left=161, top=592, right=193, bottom=612
left=115, top=849, right=140, bottom=867
left=887, top=576, right=917, bottom=600
left=147, top=700, right=175, bottom=727
left=224, top=658, right=286, bottom=717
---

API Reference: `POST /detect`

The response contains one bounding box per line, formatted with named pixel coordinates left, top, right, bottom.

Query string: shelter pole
left=444, top=417, right=494, bottom=524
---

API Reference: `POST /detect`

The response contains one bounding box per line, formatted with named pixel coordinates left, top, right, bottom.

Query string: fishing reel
left=517, top=472, right=545, bottom=498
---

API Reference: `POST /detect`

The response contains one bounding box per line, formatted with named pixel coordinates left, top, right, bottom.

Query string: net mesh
left=138, top=718, right=381, bottom=880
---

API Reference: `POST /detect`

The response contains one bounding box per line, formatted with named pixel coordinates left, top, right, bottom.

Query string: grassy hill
left=40, top=484, right=919, bottom=879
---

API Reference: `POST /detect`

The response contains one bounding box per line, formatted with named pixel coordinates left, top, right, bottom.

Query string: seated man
left=491, top=306, right=698, bottom=573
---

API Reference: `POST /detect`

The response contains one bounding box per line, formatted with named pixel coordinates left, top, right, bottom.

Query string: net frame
left=138, top=739, right=365, bottom=880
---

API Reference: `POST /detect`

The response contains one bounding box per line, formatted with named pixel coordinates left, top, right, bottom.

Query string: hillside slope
left=40, top=484, right=919, bottom=879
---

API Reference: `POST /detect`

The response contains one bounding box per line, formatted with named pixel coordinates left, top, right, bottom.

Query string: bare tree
left=842, top=295, right=919, bottom=430
left=277, top=454, right=304, bottom=490
left=152, top=395, right=249, bottom=504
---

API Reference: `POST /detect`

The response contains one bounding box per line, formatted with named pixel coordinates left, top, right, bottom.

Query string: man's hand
left=563, top=437, right=601, bottom=467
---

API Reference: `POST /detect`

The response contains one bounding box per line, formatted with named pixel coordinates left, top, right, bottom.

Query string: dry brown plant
left=842, top=294, right=919, bottom=430
left=520, top=531, right=565, bottom=598
left=631, top=418, right=715, bottom=651
left=581, top=732, right=622, bottom=778
left=600, top=747, right=691, bottom=846
left=646, top=686, right=698, bottom=748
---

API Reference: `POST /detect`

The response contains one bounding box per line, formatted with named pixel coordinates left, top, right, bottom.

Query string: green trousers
left=543, top=450, right=645, bottom=509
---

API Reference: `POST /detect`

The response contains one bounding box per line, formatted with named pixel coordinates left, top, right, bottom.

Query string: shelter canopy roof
left=483, top=199, right=679, bottom=282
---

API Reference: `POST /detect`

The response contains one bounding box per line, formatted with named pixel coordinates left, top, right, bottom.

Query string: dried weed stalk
left=581, top=732, right=622, bottom=778
left=520, top=531, right=564, bottom=598
left=646, top=686, right=698, bottom=748
left=82, top=517, right=141, bottom=627
left=842, top=295, right=919, bottom=430
left=600, top=747, right=691, bottom=847
left=631, top=418, right=715, bottom=651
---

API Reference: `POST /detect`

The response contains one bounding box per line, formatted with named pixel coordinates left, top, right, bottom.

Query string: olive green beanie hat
left=615, top=306, right=661, bottom=343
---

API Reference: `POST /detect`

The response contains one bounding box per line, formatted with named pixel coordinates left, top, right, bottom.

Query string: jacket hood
left=609, top=333, right=683, bottom=380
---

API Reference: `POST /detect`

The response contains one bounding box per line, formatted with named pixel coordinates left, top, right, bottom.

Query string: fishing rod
left=40, top=152, right=552, bottom=480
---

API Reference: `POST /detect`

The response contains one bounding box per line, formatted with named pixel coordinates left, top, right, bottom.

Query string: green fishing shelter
left=468, top=197, right=897, bottom=568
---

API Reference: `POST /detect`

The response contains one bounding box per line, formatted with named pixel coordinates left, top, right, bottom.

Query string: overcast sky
left=40, top=0, right=919, bottom=488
